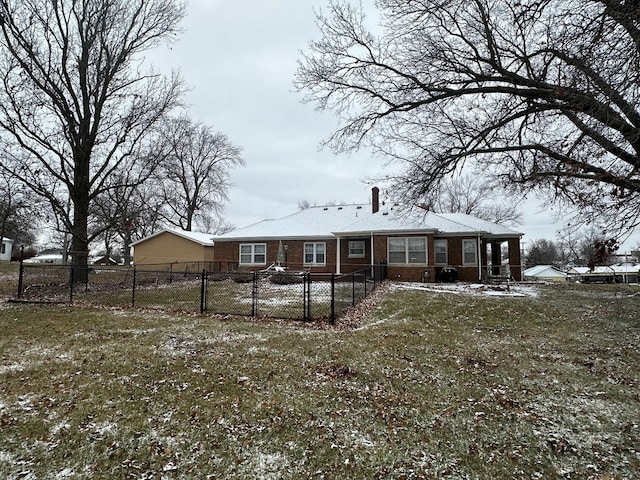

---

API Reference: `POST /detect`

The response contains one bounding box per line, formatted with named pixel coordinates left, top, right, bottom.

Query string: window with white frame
left=348, top=240, right=365, bottom=258
left=239, top=243, right=266, bottom=265
left=304, top=242, right=326, bottom=265
left=434, top=239, right=448, bottom=265
left=388, top=237, right=427, bottom=265
left=462, top=239, right=477, bottom=265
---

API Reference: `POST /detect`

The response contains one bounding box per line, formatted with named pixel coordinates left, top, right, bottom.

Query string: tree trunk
left=123, top=233, right=133, bottom=265
left=70, top=151, right=91, bottom=283
left=70, top=213, right=89, bottom=284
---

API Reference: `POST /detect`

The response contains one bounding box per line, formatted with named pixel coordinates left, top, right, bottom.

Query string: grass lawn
left=0, top=282, right=639, bottom=479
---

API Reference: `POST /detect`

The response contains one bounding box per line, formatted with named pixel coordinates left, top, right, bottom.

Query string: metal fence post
left=200, top=269, right=207, bottom=313
left=69, top=266, right=74, bottom=303
left=364, top=271, right=367, bottom=297
left=302, top=272, right=308, bottom=321
left=17, top=252, right=24, bottom=299
left=352, top=272, right=356, bottom=306
left=304, top=272, right=312, bottom=321
left=330, top=273, right=336, bottom=325
left=252, top=272, right=258, bottom=317
left=373, top=264, right=377, bottom=288
left=308, top=272, right=313, bottom=320
left=132, top=267, right=136, bottom=307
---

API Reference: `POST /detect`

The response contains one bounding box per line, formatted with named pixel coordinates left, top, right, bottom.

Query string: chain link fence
left=15, top=263, right=386, bottom=323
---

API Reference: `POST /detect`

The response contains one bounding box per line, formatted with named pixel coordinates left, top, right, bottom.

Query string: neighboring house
left=567, top=264, right=640, bottom=284
left=523, top=265, right=568, bottom=282
left=23, top=253, right=64, bottom=264
left=131, top=228, right=230, bottom=271
left=610, top=253, right=639, bottom=264
left=211, top=189, right=523, bottom=282
left=0, top=238, right=13, bottom=261
left=91, top=255, right=119, bottom=266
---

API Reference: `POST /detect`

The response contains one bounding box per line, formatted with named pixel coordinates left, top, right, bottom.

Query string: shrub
left=270, top=272, right=304, bottom=285
left=231, top=272, right=254, bottom=283
left=208, top=273, right=230, bottom=282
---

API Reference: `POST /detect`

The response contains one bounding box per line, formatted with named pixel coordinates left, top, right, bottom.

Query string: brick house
left=211, top=189, right=523, bottom=282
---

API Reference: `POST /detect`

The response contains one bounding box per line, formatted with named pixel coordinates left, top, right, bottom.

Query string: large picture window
left=388, top=237, right=427, bottom=265
left=462, top=239, right=477, bottom=265
left=304, top=242, right=326, bottom=265
left=239, top=243, right=266, bottom=265
left=434, top=239, right=448, bottom=265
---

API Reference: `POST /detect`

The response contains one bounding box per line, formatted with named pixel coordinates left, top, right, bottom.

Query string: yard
left=0, top=277, right=639, bottom=479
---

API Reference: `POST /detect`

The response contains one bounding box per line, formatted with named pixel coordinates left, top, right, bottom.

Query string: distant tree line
left=524, top=228, right=637, bottom=267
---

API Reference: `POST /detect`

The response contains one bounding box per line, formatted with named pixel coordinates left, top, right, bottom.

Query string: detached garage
left=523, top=265, right=567, bottom=282
left=131, top=229, right=215, bottom=269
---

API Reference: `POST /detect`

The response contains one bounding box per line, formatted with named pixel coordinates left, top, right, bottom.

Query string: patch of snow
left=0, top=363, right=25, bottom=374
left=245, top=451, right=289, bottom=480
left=55, top=467, right=75, bottom=478
left=50, top=422, right=71, bottom=436
left=392, top=282, right=538, bottom=297
left=0, top=450, right=16, bottom=463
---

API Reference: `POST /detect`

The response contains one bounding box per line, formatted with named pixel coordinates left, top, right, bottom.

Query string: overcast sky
left=149, top=0, right=639, bottom=252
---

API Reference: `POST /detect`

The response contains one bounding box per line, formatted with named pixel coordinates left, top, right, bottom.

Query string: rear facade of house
left=211, top=191, right=522, bottom=283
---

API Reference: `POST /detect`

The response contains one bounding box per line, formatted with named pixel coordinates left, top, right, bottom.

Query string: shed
left=131, top=229, right=216, bottom=270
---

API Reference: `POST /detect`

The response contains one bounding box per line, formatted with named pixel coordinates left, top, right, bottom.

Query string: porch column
left=492, top=241, right=502, bottom=276
left=477, top=235, right=482, bottom=281
left=508, top=237, right=522, bottom=281
left=336, top=236, right=341, bottom=274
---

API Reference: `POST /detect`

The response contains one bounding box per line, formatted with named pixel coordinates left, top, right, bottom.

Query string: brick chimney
left=372, top=186, right=379, bottom=214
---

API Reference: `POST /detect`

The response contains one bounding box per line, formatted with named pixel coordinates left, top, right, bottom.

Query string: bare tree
left=422, top=173, right=521, bottom=226
left=0, top=168, right=42, bottom=249
left=156, top=115, right=244, bottom=232
left=93, top=174, right=166, bottom=264
left=0, top=0, right=185, bottom=279
left=296, top=0, right=640, bottom=240
left=297, top=199, right=314, bottom=210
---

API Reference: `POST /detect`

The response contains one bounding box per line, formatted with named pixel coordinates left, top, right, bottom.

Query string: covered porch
left=483, top=236, right=522, bottom=282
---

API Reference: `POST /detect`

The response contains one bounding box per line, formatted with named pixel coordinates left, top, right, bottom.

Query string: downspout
left=370, top=232, right=374, bottom=276
left=336, top=236, right=341, bottom=274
